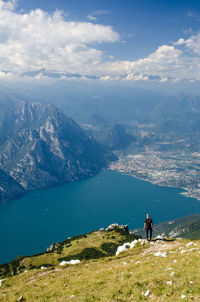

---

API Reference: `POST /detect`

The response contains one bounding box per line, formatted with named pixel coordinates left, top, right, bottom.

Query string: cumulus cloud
left=94, top=43, right=200, bottom=82
left=94, top=45, right=183, bottom=81
left=94, top=39, right=200, bottom=82
left=174, top=38, right=185, bottom=45
left=87, top=14, right=97, bottom=21
left=0, top=0, right=200, bottom=83
left=174, top=32, right=200, bottom=55
left=0, top=1, right=119, bottom=77
left=0, top=0, right=16, bottom=11
left=184, top=32, right=200, bottom=55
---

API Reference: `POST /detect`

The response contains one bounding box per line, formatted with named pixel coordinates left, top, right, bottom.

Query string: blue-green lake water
left=0, top=170, right=200, bottom=264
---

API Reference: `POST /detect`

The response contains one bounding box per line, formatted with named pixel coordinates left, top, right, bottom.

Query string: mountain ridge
left=0, top=100, right=115, bottom=203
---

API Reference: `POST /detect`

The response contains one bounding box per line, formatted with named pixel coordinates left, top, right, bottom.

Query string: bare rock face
left=0, top=101, right=115, bottom=202
left=0, top=169, right=25, bottom=202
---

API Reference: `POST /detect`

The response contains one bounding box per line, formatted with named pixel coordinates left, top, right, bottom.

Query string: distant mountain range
left=148, top=94, right=200, bottom=134
left=0, top=100, right=115, bottom=203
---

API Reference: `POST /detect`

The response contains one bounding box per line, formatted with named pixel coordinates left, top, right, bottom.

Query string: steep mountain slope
left=0, top=101, right=115, bottom=202
left=95, top=124, right=136, bottom=151
left=0, top=224, right=199, bottom=302
left=148, top=94, right=200, bottom=134
left=0, top=169, right=25, bottom=202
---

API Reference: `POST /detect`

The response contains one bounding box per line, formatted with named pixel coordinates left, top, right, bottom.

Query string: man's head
left=146, top=213, right=150, bottom=218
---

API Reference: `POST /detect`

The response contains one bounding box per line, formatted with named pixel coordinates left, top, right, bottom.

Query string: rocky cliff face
left=0, top=169, right=25, bottom=202
left=0, top=101, right=115, bottom=202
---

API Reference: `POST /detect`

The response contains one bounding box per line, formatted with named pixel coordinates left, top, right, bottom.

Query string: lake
left=0, top=170, right=200, bottom=264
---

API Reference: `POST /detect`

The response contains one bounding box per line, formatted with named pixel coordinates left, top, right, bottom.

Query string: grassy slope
left=0, top=228, right=138, bottom=277
left=0, top=229, right=200, bottom=302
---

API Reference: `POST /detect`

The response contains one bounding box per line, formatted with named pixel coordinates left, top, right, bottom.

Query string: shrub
left=58, top=247, right=106, bottom=262
left=101, top=242, right=119, bottom=256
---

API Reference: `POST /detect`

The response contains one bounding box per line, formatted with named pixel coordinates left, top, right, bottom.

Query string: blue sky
left=0, top=0, right=200, bottom=89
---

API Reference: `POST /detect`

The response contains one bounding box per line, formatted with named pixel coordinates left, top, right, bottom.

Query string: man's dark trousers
left=146, top=228, right=152, bottom=240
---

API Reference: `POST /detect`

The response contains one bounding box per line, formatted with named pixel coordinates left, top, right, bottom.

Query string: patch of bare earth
left=142, top=240, right=182, bottom=255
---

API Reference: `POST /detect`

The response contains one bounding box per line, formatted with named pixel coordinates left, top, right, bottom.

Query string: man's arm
left=144, top=222, right=146, bottom=229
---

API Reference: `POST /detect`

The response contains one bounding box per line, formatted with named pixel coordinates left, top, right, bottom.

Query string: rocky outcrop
left=105, top=223, right=129, bottom=232
left=46, top=243, right=60, bottom=253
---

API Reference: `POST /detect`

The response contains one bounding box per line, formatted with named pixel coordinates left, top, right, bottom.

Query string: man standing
left=144, top=214, right=153, bottom=241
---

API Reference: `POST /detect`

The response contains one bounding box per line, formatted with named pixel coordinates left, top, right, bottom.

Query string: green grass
left=0, top=228, right=139, bottom=278
left=0, top=230, right=200, bottom=301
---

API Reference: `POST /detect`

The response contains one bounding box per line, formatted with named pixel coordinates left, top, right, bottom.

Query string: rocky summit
left=0, top=101, right=115, bottom=203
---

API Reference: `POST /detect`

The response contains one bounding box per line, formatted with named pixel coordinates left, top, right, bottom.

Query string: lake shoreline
left=109, top=168, right=200, bottom=202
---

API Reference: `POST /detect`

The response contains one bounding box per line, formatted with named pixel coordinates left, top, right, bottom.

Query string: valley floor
left=110, top=148, right=200, bottom=201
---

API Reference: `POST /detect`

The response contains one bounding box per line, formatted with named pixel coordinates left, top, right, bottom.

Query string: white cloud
left=184, top=32, right=200, bottom=55
left=0, top=0, right=200, bottom=83
left=96, top=45, right=183, bottom=81
left=0, top=0, right=16, bottom=11
left=92, top=43, right=200, bottom=83
left=87, top=14, right=97, bottom=21
left=100, top=75, right=111, bottom=81
left=86, top=10, right=111, bottom=22
left=174, top=32, right=200, bottom=55
left=174, top=38, right=185, bottom=45
left=0, top=1, right=119, bottom=77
